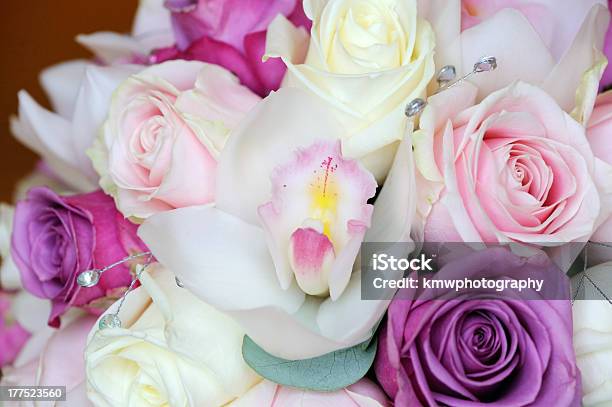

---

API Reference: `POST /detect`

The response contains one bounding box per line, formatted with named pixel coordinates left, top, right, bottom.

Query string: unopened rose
left=265, top=0, right=435, bottom=181
left=154, top=0, right=310, bottom=96
left=85, top=265, right=260, bottom=406
left=89, top=60, right=260, bottom=220
left=11, top=187, right=146, bottom=326
left=415, top=81, right=612, bottom=245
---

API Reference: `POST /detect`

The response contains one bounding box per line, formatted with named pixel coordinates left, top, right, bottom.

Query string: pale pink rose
left=420, top=0, right=609, bottom=113
left=229, top=379, right=389, bottom=406
left=0, top=314, right=95, bottom=406
left=586, top=90, right=612, bottom=244
left=90, top=60, right=260, bottom=220
left=415, top=81, right=612, bottom=245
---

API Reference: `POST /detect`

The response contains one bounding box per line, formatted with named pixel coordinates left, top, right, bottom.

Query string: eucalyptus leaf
left=242, top=335, right=378, bottom=392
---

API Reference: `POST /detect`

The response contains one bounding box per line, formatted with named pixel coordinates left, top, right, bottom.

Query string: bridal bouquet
left=2, top=0, right=612, bottom=406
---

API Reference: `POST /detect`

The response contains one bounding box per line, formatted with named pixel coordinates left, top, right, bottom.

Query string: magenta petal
left=244, top=31, right=287, bottom=95
left=288, top=0, right=312, bottom=31
left=600, top=0, right=612, bottom=89
left=0, top=293, right=31, bottom=367
left=183, top=36, right=265, bottom=96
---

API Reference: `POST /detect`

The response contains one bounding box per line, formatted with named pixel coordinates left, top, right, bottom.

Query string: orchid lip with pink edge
left=258, top=140, right=376, bottom=298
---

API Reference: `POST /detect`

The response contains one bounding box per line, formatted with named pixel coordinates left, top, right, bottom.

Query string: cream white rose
left=265, top=0, right=435, bottom=180
left=573, top=263, right=612, bottom=406
left=85, top=265, right=260, bottom=406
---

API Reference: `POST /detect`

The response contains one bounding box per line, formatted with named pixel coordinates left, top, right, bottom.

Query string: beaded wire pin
left=76, top=251, right=162, bottom=330
left=405, top=56, right=498, bottom=119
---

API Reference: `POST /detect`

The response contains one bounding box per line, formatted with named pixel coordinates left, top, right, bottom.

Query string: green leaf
left=242, top=335, right=378, bottom=392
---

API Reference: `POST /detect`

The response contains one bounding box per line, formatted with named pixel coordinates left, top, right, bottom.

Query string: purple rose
left=0, top=291, right=30, bottom=367
left=153, top=0, right=311, bottom=96
left=11, top=187, right=147, bottom=327
left=375, top=248, right=581, bottom=406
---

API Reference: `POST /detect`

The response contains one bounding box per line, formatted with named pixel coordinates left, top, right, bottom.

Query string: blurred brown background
left=0, top=1, right=138, bottom=202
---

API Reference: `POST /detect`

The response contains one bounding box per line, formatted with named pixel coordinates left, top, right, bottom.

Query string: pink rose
left=586, top=90, right=612, bottom=244
left=90, top=60, right=260, bottom=220
left=421, top=0, right=609, bottom=113
left=0, top=291, right=30, bottom=367
left=415, top=81, right=611, bottom=245
left=230, top=379, right=390, bottom=406
left=0, top=315, right=95, bottom=406
left=153, top=0, right=311, bottom=96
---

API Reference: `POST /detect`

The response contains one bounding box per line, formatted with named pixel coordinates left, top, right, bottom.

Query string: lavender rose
left=11, top=187, right=147, bottom=327
left=375, top=248, right=581, bottom=406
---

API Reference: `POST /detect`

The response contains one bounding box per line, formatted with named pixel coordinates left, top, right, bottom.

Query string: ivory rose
left=572, top=263, right=612, bottom=406
left=420, top=0, right=609, bottom=119
left=85, top=264, right=260, bottom=406
left=265, top=0, right=435, bottom=180
left=139, top=88, right=417, bottom=359
left=415, top=81, right=612, bottom=245
left=89, top=60, right=260, bottom=220
left=229, top=378, right=389, bottom=406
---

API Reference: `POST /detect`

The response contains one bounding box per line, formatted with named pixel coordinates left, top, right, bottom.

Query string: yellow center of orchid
left=308, top=156, right=340, bottom=241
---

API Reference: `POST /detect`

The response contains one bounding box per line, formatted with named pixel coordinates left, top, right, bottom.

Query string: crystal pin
left=76, top=252, right=152, bottom=288
left=77, top=269, right=100, bottom=288
left=437, top=65, right=456, bottom=86
left=99, top=314, right=122, bottom=330
left=405, top=98, right=427, bottom=118
left=98, top=259, right=153, bottom=331
left=405, top=56, right=498, bottom=118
